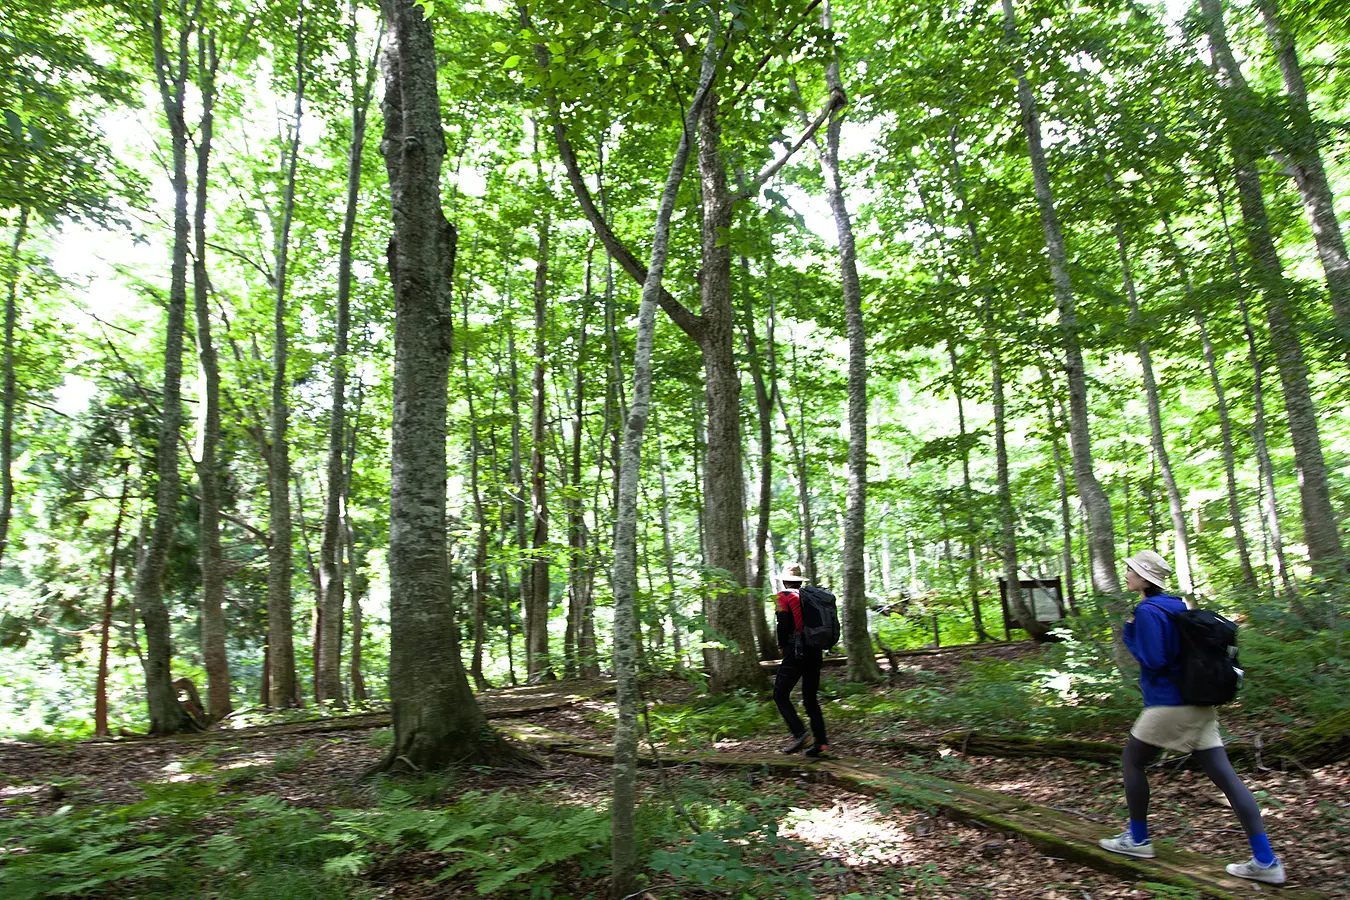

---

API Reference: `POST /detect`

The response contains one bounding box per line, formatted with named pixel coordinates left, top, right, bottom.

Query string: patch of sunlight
left=0, top=784, right=47, bottom=799
left=781, top=801, right=909, bottom=866
left=988, top=780, right=1031, bottom=793
left=219, top=757, right=271, bottom=771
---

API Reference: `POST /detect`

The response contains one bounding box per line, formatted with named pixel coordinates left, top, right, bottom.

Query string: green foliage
left=644, top=689, right=782, bottom=746
left=648, top=813, right=842, bottom=897
left=318, top=788, right=609, bottom=895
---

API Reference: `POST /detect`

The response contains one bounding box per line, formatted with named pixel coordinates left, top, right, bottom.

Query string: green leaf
left=491, top=41, right=508, bottom=53
left=504, top=55, right=521, bottom=69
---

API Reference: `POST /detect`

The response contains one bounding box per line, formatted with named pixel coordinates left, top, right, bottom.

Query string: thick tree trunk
left=1114, top=217, right=1193, bottom=594
left=528, top=206, right=552, bottom=680
left=266, top=14, right=306, bottom=709
left=190, top=35, right=231, bottom=722
left=317, top=10, right=377, bottom=708
left=1255, top=0, right=1350, bottom=342
left=696, top=89, right=762, bottom=693
left=1003, top=0, right=1122, bottom=627
left=0, top=206, right=27, bottom=571
left=1202, top=0, right=1344, bottom=574
left=95, top=469, right=132, bottom=738
left=609, top=34, right=715, bottom=893
left=136, top=1, right=194, bottom=736
left=375, top=0, right=522, bottom=771
left=805, top=25, right=881, bottom=681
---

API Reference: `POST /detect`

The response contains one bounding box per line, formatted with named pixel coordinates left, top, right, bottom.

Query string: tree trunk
left=318, top=7, right=378, bottom=708
left=802, top=25, right=881, bottom=681
left=949, top=342, right=993, bottom=642
left=738, top=256, right=778, bottom=660
left=1114, top=215, right=1193, bottom=594
left=608, top=32, right=716, bottom=894
left=567, top=246, right=593, bottom=679
left=189, top=33, right=231, bottom=722
left=136, top=0, right=194, bottom=736
left=95, top=469, right=132, bottom=738
left=1201, top=0, right=1344, bottom=574
left=266, top=12, right=306, bottom=709
left=656, top=431, right=683, bottom=669
left=1255, top=0, right=1350, bottom=343
left=1003, top=0, right=1122, bottom=625
left=374, top=0, right=522, bottom=771
left=1158, top=214, right=1258, bottom=590
left=461, top=280, right=491, bottom=691
left=528, top=200, right=552, bottom=680
left=696, top=88, right=761, bottom=693
left=0, top=205, right=27, bottom=572
left=506, top=301, right=531, bottom=673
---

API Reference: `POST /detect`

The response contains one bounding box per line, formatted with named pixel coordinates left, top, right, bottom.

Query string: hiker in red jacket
left=773, top=562, right=829, bottom=757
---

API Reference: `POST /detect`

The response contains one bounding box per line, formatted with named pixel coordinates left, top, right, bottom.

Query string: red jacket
left=775, top=589, right=803, bottom=650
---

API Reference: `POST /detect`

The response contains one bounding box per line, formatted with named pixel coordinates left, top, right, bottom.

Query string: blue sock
left=1248, top=833, right=1275, bottom=867
left=1129, top=819, right=1149, bottom=844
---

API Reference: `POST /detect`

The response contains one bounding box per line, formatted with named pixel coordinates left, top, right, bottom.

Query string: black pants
left=1122, top=736, right=1266, bottom=838
left=774, top=647, right=827, bottom=745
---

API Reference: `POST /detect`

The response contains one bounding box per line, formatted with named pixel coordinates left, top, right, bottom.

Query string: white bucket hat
left=1125, top=550, right=1173, bottom=592
left=778, top=562, right=806, bottom=587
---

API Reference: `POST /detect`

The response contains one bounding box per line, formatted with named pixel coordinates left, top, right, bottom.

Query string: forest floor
left=2, top=644, right=1347, bottom=899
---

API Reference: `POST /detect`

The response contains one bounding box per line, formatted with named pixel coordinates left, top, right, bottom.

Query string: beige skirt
left=1130, top=705, right=1224, bottom=752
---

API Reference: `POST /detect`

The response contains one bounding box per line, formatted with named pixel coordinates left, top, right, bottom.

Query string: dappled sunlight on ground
left=781, top=799, right=909, bottom=866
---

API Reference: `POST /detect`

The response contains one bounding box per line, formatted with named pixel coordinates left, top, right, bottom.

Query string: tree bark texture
left=376, top=0, right=507, bottom=770
left=737, top=252, right=777, bottom=660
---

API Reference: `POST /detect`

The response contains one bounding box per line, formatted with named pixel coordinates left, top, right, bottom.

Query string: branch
left=206, top=239, right=274, bottom=284
left=522, top=4, right=706, bottom=342
left=726, top=0, right=824, bottom=111
left=735, top=86, right=846, bottom=202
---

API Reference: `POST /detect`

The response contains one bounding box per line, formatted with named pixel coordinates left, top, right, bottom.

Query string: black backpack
left=1162, top=606, right=1243, bottom=706
left=798, top=585, right=841, bottom=651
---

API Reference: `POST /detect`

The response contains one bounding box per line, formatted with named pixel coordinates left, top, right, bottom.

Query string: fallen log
left=757, top=640, right=1033, bottom=670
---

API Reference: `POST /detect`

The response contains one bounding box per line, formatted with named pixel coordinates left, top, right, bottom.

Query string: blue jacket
left=1123, top=594, right=1187, bottom=707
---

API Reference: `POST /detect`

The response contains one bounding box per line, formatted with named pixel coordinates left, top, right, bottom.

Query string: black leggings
left=774, top=649, right=827, bottom=745
left=1122, top=736, right=1266, bottom=837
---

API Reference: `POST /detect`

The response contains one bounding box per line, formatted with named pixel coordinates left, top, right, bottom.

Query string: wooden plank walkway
left=497, top=721, right=1324, bottom=900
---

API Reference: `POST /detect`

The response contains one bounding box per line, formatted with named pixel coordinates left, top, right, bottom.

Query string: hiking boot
left=1226, top=858, right=1286, bottom=885
left=803, top=744, right=831, bottom=758
left=779, top=733, right=810, bottom=754
left=1098, top=831, right=1155, bottom=859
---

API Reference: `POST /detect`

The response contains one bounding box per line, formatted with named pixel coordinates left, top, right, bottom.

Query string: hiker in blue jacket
left=1099, top=550, right=1286, bottom=885
left=772, top=562, right=829, bottom=758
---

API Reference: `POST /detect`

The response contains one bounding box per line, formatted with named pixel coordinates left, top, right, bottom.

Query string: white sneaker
left=1098, top=831, right=1156, bottom=859
left=1226, top=858, right=1286, bottom=885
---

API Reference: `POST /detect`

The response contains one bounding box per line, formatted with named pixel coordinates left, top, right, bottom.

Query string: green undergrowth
left=0, top=749, right=861, bottom=898
left=640, top=613, right=1350, bottom=747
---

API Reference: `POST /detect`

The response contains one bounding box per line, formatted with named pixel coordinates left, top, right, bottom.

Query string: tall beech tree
left=373, top=0, right=521, bottom=770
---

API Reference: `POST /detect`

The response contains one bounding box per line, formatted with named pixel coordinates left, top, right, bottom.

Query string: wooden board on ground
left=495, top=721, right=1327, bottom=900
